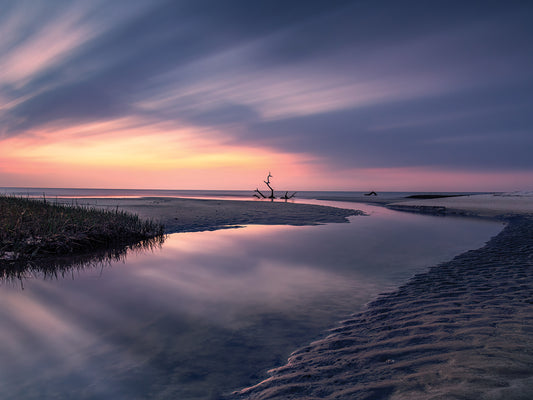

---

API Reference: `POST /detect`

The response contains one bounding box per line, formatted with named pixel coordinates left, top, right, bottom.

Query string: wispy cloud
left=1, top=0, right=532, bottom=190
left=0, top=5, right=91, bottom=86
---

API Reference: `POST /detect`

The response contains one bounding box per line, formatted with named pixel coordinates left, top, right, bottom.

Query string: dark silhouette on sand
left=254, top=172, right=296, bottom=201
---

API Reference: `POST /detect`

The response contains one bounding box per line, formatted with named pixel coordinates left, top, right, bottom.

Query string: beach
left=234, top=216, right=533, bottom=399
left=225, top=193, right=533, bottom=399
left=70, top=192, right=533, bottom=398
left=67, top=197, right=362, bottom=233
left=3, top=1, right=531, bottom=398
left=35, top=193, right=533, bottom=398
left=387, top=192, right=533, bottom=218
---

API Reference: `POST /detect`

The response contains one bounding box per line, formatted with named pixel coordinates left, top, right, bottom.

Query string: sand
left=387, top=192, right=533, bottom=218
left=64, top=197, right=362, bottom=233
left=233, top=216, right=533, bottom=399
left=67, top=193, right=533, bottom=398
left=229, top=193, right=533, bottom=399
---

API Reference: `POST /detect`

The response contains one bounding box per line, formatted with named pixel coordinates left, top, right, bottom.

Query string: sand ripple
left=233, top=217, right=533, bottom=399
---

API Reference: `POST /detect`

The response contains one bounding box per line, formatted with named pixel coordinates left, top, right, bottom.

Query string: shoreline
left=63, top=197, right=363, bottom=234
left=228, top=194, right=533, bottom=399
left=65, top=192, right=533, bottom=235
left=58, top=193, right=533, bottom=398
left=0, top=195, right=164, bottom=264
left=233, top=215, right=533, bottom=399
left=385, top=193, right=533, bottom=219
left=313, top=192, right=533, bottom=219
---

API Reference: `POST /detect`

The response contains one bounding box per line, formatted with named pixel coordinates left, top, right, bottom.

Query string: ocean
left=0, top=186, right=481, bottom=201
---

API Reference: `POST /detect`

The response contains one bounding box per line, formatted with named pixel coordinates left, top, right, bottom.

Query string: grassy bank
left=0, top=195, right=164, bottom=262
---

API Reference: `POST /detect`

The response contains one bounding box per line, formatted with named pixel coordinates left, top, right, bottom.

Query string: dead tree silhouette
left=253, top=172, right=296, bottom=201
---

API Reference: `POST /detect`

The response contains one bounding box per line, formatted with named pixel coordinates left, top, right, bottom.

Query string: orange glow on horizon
left=1, top=118, right=530, bottom=192
left=0, top=118, right=315, bottom=189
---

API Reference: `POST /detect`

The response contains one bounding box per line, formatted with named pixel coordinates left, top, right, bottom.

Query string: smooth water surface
left=0, top=203, right=503, bottom=399
left=0, top=187, right=479, bottom=201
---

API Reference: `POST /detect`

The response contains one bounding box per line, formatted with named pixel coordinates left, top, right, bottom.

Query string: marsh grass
left=0, top=194, right=165, bottom=262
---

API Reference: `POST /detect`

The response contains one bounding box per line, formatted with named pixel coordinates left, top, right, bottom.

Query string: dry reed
left=0, top=195, right=164, bottom=262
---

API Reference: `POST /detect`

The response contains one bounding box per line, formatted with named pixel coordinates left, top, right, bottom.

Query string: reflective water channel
left=0, top=202, right=503, bottom=399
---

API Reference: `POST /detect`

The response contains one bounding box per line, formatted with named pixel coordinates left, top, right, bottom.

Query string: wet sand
left=231, top=194, right=533, bottom=399
left=387, top=192, right=533, bottom=218
left=69, top=194, right=533, bottom=398
left=233, top=216, right=533, bottom=399
left=67, top=197, right=362, bottom=233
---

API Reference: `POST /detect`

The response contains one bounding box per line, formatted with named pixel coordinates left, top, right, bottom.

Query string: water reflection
left=0, top=204, right=503, bottom=399
left=0, top=236, right=164, bottom=287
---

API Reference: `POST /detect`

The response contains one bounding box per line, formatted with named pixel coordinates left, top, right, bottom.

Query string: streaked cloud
left=1, top=0, right=532, bottom=190
left=0, top=116, right=313, bottom=189
left=0, top=5, right=90, bottom=85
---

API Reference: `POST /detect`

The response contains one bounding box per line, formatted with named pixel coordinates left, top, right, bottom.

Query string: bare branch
left=281, top=191, right=297, bottom=200
left=265, top=171, right=273, bottom=185
left=254, top=188, right=267, bottom=198
left=253, top=172, right=295, bottom=201
left=264, top=179, right=275, bottom=199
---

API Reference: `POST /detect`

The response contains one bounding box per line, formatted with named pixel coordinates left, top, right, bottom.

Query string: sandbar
left=67, top=197, right=362, bottom=233
left=387, top=192, right=533, bottom=218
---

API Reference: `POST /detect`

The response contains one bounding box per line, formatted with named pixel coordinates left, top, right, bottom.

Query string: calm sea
left=0, top=187, right=481, bottom=201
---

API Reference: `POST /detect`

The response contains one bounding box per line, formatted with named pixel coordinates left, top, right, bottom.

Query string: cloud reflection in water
left=0, top=207, right=503, bottom=399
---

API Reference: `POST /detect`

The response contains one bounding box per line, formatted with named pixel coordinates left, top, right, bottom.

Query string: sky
left=1, top=0, right=532, bottom=192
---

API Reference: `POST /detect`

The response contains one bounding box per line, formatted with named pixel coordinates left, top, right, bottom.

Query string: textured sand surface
left=69, top=194, right=533, bottom=399
left=388, top=193, right=533, bottom=218
left=233, top=217, right=533, bottom=399
left=68, top=197, right=362, bottom=233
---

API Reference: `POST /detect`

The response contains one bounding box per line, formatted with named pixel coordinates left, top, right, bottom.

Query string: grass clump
left=0, top=195, right=164, bottom=262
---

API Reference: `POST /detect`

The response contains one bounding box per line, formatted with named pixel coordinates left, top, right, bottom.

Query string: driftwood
left=253, top=189, right=266, bottom=199
left=264, top=172, right=276, bottom=199
left=281, top=191, right=297, bottom=200
left=254, top=172, right=296, bottom=201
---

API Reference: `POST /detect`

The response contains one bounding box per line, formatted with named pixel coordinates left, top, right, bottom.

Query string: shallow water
left=237, top=217, right=533, bottom=399
left=0, top=203, right=502, bottom=399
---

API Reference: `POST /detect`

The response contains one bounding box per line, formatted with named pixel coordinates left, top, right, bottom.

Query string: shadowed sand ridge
left=233, top=217, right=533, bottom=399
